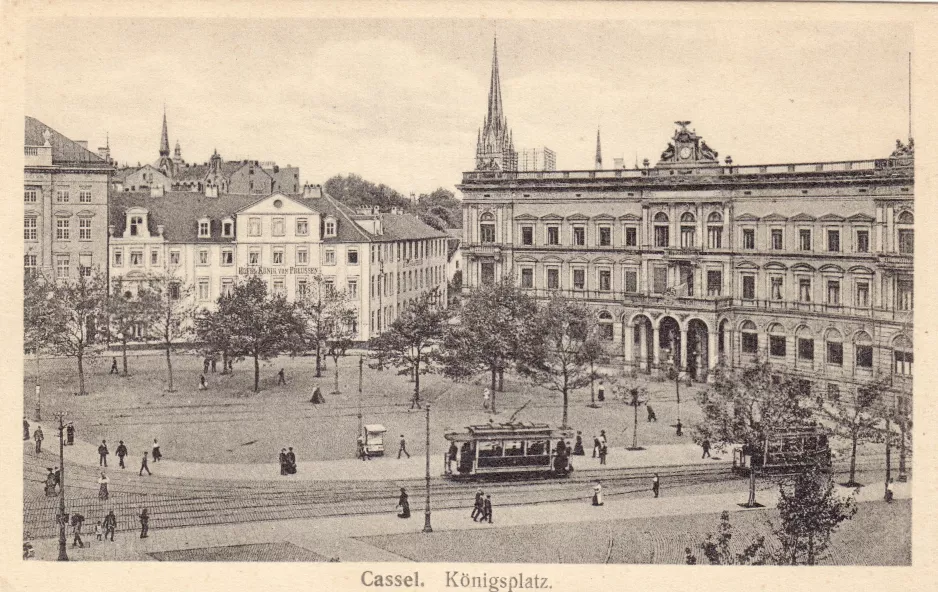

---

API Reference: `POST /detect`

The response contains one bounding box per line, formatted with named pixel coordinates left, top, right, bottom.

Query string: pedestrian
left=310, top=386, right=324, bottom=404
left=397, top=434, right=411, bottom=459
left=278, top=368, right=286, bottom=386
left=599, top=442, right=607, bottom=465
left=447, top=442, right=458, bottom=473
left=599, top=430, right=607, bottom=450
left=286, top=447, right=297, bottom=474
left=647, top=405, right=657, bottom=422
left=198, top=374, right=207, bottom=390
left=652, top=472, right=660, bottom=498
left=34, top=425, right=44, bottom=454
left=482, top=388, right=491, bottom=411
left=98, top=440, right=109, bottom=467
left=210, top=357, right=217, bottom=373
left=152, top=439, right=162, bottom=462
left=483, top=494, right=493, bottom=524
left=53, top=466, right=61, bottom=488
left=44, top=468, right=57, bottom=497
left=98, top=472, right=110, bottom=500
left=66, top=423, right=75, bottom=446
left=471, top=489, right=484, bottom=521
left=280, top=448, right=288, bottom=474
left=103, top=510, right=117, bottom=541
left=397, top=488, right=410, bottom=519
left=701, top=438, right=711, bottom=459
left=139, top=451, right=151, bottom=475
left=71, top=513, right=85, bottom=547
left=573, top=431, right=585, bottom=455
left=95, top=521, right=103, bottom=542
left=886, top=479, right=895, bottom=503
left=139, top=508, right=149, bottom=538
left=592, top=435, right=600, bottom=458
left=597, top=381, right=605, bottom=403
left=676, top=420, right=683, bottom=437
left=592, top=481, right=604, bottom=506
left=116, top=440, right=128, bottom=469
left=110, top=357, right=119, bottom=375
left=203, top=357, right=210, bottom=374
left=23, top=417, right=30, bottom=441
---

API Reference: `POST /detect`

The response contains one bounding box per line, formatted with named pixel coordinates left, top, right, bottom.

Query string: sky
left=25, top=17, right=913, bottom=195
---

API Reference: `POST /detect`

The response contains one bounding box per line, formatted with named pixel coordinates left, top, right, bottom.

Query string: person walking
left=279, top=448, right=288, bottom=475
left=203, top=357, right=210, bottom=374
left=396, top=488, right=410, bottom=519
left=138, top=508, right=149, bottom=538
left=482, top=388, right=491, bottom=411
left=599, top=442, right=608, bottom=465
left=701, top=438, right=711, bottom=459
left=152, top=439, right=162, bottom=462
left=210, top=357, right=217, bottom=373
left=647, top=405, right=657, bottom=422
left=482, top=494, right=493, bottom=524
left=34, top=425, right=44, bottom=454
left=886, top=479, right=895, bottom=503
left=471, top=489, right=484, bottom=521
left=592, top=481, right=604, bottom=506
left=23, top=417, right=30, bottom=441
left=98, top=472, right=110, bottom=501
left=573, top=432, right=585, bottom=456
left=103, top=510, right=117, bottom=542
left=98, top=440, right=109, bottom=467
left=652, top=473, right=660, bottom=498
left=592, top=435, right=600, bottom=458
left=277, top=368, right=286, bottom=386
left=198, top=374, right=207, bottom=390
left=44, top=468, right=57, bottom=497
left=286, top=447, right=297, bottom=474
left=110, top=357, right=119, bottom=375
left=116, top=441, right=128, bottom=469
left=139, top=451, right=151, bottom=476
left=71, top=513, right=85, bottom=548
left=397, top=434, right=411, bottom=459
left=597, top=381, right=606, bottom=403
left=94, top=521, right=103, bottom=542
left=66, top=423, right=75, bottom=446
left=675, top=420, right=683, bottom=437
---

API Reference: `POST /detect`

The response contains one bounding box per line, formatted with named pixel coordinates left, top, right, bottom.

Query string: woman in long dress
left=397, top=488, right=410, bottom=518
left=592, top=481, right=603, bottom=506
left=44, top=469, right=57, bottom=497
left=98, top=472, right=109, bottom=500
left=279, top=449, right=287, bottom=475
left=152, top=439, right=162, bottom=462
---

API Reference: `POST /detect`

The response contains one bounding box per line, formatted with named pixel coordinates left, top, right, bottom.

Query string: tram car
left=443, top=422, right=575, bottom=479
left=733, top=427, right=832, bottom=476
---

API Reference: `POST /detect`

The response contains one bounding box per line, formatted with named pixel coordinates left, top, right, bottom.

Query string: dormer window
left=198, top=218, right=211, bottom=238
left=129, top=216, right=143, bottom=236
left=325, top=218, right=337, bottom=237
left=222, top=219, right=234, bottom=237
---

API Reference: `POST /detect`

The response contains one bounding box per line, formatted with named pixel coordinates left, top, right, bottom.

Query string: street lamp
left=358, top=355, right=364, bottom=436
left=55, top=411, right=68, bottom=561
left=422, top=404, right=432, bottom=533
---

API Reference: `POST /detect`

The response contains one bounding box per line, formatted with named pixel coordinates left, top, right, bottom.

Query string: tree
left=685, top=511, right=767, bottom=565
left=32, top=270, right=109, bottom=396
left=813, top=377, right=887, bottom=487
left=693, top=359, right=815, bottom=506
left=296, top=271, right=355, bottom=378
left=193, top=296, right=238, bottom=375
left=223, top=277, right=304, bottom=393
left=24, top=272, right=56, bottom=376
left=325, top=304, right=359, bottom=395
left=370, top=289, right=451, bottom=407
left=440, top=278, right=538, bottom=414
left=147, top=268, right=196, bottom=393
left=771, top=465, right=857, bottom=565
left=107, top=280, right=160, bottom=376
left=516, top=295, right=604, bottom=427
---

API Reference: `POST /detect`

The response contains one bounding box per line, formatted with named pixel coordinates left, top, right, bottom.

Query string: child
left=95, top=521, right=103, bottom=541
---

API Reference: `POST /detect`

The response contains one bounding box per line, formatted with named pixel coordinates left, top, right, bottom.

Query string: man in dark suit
left=286, top=447, right=297, bottom=474
left=98, top=440, right=109, bottom=467
left=483, top=495, right=493, bottom=524
left=116, top=441, right=128, bottom=468
left=471, top=489, right=484, bottom=521
left=103, top=510, right=117, bottom=541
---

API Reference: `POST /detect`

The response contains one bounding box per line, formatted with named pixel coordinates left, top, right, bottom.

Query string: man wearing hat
left=98, top=440, right=109, bottom=467
left=116, top=440, right=128, bottom=469
left=471, top=489, right=484, bottom=521
left=34, top=425, right=44, bottom=454
left=397, top=434, right=410, bottom=459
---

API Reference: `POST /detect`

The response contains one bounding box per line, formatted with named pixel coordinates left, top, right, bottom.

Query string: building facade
left=458, top=47, right=913, bottom=400
left=24, top=116, right=112, bottom=279
left=108, top=187, right=449, bottom=342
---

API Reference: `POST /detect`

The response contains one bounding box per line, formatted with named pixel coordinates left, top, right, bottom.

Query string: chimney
left=108, top=224, right=115, bottom=237
left=150, top=185, right=164, bottom=198
left=157, top=224, right=165, bottom=237
left=205, top=185, right=218, bottom=198
left=613, top=158, right=624, bottom=169
left=75, top=140, right=88, bottom=150
left=302, top=183, right=322, bottom=198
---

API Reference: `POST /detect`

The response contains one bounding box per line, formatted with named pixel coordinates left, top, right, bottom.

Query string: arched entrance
left=628, top=314, right=654, bottom=373
left=658, top=316, right=682, bottom=371
left=686, top=319, right=710, bottom=382
left=718, top=318, right=730, bottom=367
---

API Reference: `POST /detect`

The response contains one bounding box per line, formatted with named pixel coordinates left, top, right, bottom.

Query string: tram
left=443, top=422, right=575, bottom=479
left=733, top=427, right=832, bottom=476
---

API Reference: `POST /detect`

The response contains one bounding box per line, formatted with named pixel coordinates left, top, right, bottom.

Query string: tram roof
left=444, top=422, right=573, bottom=441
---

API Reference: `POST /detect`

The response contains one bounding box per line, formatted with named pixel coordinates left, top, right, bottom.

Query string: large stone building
left=108, top=186, right=449, bottom=342
left=458, top=45, right=914, bottom=402
left=24, top=116, right=112, bottom=279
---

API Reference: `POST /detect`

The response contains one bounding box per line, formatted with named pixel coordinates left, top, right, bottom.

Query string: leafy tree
left=193, top=296, right=238, bottom=375
left=771, top=465, right=857, bottom=565
left=107, top=280, right=161, bottom=376
left=223, top=277, right=304, bottom=393
left=24, top=272, right=56, bottom=386
left=685, top=511, right=767, bottom=565
left=370, top=289, right=451, bottom=407
left=813, top=377, right=887, bottom=486
left=295, top=271, right=355, bottom=377
left=516, top=295, right=604, bottom=427
left=693, top=359, right=815, bottom=506
left=324, top=304, right=359, bottom=395
left=440, top=278, right=538, bottom=414
left=324, top=174, right=411, bottom=212
left=147, top=268, right=197, bottom=393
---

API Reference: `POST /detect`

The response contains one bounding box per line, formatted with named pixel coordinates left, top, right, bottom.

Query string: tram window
left=478, top=442, right=500, bottom=457
left=527, top=441, right=546, bottom=455
left=504, top=441, right=524, bottom=456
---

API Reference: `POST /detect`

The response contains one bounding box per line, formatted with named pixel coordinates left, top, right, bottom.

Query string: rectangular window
left=198, top=250, right=209, bottom=265
left=79, top=190, right=92, bottom=203
left=680, top=227, right=695, bottom=248
left=897, top=278, right=913, bottom=311
left=198, top=278, right=210, bottom=301
left=348, top=279, right=358, bottom=298
left=324, top=249, right=336, bottom=265
left=799, top=278, right=811, bottom=302
left=898, top=229, right=914, bottom=254
left=55, top=218, right=70, bottom=240
left=479, top=223, right=496, bottom=244
left=249, top=249, right=260, bottom=265
left=480, top=262, right=495, bottom=285
left=771, top=277, right=784, bottom=301
left=520, top=268, right=534, bottom=288
left=221, top=249, right=233, bottom=265
left=771, top=229, right=783, bottom=250
left=272, top=278, right=286, bottom=297
left=222, top=221, right=233, bottom=237
left=24, top=216, right=37, bottom=240
left=151, top=250, right=159, bottom=265
left=296, top=218, right=309, bottom=236
left=296, top=278, right=308, bottom=298
left=707, top=227, right=723, bottom=249
left=547, top=268, right=559, bottom=289
left=348, top=249, right=359, bottom=265
left=521, top=226, right=533, bottom=245
left=198, top=221, right=210, bottom=238
left=248, top=217, right=261, bottom=236
left=624, top=270, right=638, bottom=293
left=325, top=221, right=336, bottom=236
left=24, top=188, right=38, bottom=203
left=799, top=229, right=812, bottom=251
left=272, top=218, right=285, bottom=237
left=827, top=342, right=843, bottom=366
left=856, top=230, right=869, bottom=253
left=24, top=254, right=37, bottom=275
left=654, top=226, right=670, bottom=247
left=770, top=335, right=786, bottom=357
left=547, top=226, right=559, bottom=245
left=273, top=248, right=284, bottom=265
left=798, top=338, right=815, bottom=361
left=742, top=275, right=755, bottom=300
left=56, top=189, right=69, bottom=203
left=598, top=270, right=611, bottom=291
left=599, top=226, right=612, bottom=246
left=827, top=229, right=840, bottom=252
left=827, top=280, right=840, bottom=305
left=707, top=270, right=722, bottom=296
left=572, top=269, right=585, bottom=290
left=742, top=333, right=758, bottom=354
left=653, top=265, right=668, bottom=294
left=297, top=248, right=308, bottom=265
left=742, top=228, right=755, bottom=250
left=221, top=278, right=234, bottom=297
left=856, top=281, right=869, bottom=307
left=56, top=255, right=69, bottom=278
left=79, top=218, right=92, bottom=240
left=856, top=344, right=873, bottom=368
left=168, top=282, right=180, bottom=300
left=625, top=227, right=637, bottom=247
left=130, top=251, right=143, bottom=266
left=113, top=250, right=123, bottom=267
left=573, top=226, right=585, bottom=246
left=894, top=350, right=913, bottom=375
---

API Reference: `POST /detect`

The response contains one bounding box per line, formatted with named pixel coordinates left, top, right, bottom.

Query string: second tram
left=443, top=422, right=575, bottom=479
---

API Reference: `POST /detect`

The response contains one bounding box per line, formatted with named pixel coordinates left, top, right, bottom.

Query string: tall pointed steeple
left=595, top=127, right=603, bottom=170
left=487, top=37, right=504, bottom=134
left=159, top=108, right=170, bottom=157
left=155, top=107, right=175, bottom=178
left=475, top=36, right=517, bottom=171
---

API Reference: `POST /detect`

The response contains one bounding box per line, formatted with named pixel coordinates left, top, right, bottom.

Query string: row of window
left=195, top=276, right=360, bottom=302
left=24, top=187, right=94, bottom=204
left=371, top=295, right=436, bottom=334
left=24, top=254, right=92, bottom=278
left=371, top=265, right=447, bottom=299
left=25, top=216, right=94, bottom=241
left=370, top=239, right=447, bottom=265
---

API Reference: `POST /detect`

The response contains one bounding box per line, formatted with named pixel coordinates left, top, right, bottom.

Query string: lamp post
left=55, top=411, right=68, bottom=561
left=358, top=355, right=364, bottom=436
left=422, top=404, right=432, bottom=533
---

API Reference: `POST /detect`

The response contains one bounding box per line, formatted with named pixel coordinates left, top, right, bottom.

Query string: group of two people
left=470, top=489, right=493, bottom=523
left=279, top=447, right=298, bottom=475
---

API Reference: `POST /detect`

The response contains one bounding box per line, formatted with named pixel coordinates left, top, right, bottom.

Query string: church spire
left=159, top=108, right=170, bottom=157
left=595, top=127, right=603, bottom=170
left=475, top=36, right=516, bottom=171
left=487, top=36, right=504, bottom=133
left=155, top=106, right=174, bottom=177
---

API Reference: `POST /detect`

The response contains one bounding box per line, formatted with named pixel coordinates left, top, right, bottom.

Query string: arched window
left=796, top=326, right=814, bottom=362
left=598, top=311, right=614, bottom=342
left=741, top=320, right=758, bottom=354
left=654, top=212, right=670, bottom=247
left=896, top=211, right=913, bottom=224
left=707, top=212, right=723, bottom=223
left=654, top=212, right=669, bottom=223
left=893, top=335, right=913, bottom=376
left=681, top=212, right=696, bottom=223
left=707, top=212, right=724, bottom=248
left=855, top=331, right=873, bottom=369
left=769, top=323, right=787, bottom=358
left=129, top=215, right=143, bottom=236
left=825, top=328, right=843, bottom=366
left=896, top=211, right=913, bottom=254
left=479, top=212, right=496, bottom=244
left=680, top=212, right=696, bottom=247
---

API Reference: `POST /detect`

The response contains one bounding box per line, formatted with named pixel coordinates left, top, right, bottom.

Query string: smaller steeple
left=595, top=127, right=603, bottom=170
left=159, top=107, right=170, bottom=157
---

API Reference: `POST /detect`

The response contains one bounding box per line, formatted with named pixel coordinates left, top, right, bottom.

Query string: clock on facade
left=679, top=146, right=692, bottom=160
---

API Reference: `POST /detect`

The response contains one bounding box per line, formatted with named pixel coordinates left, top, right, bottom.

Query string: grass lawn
left=360, top=499, right=911, bottom=565
left=23, top=351, right=705, bottom=464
